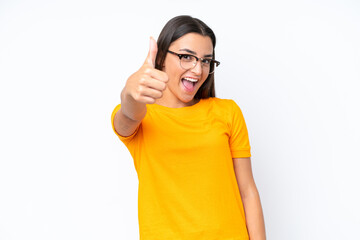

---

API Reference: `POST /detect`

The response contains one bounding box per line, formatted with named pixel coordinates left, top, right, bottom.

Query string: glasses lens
left=180, top=55, right=196, bottom=70
left=180, top=55, right=218, bottom=74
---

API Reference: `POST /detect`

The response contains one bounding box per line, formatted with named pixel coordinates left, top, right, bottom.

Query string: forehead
left=169, top=33, right=213, bottom=54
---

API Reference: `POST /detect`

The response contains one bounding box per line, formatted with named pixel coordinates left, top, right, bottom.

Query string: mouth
left=181, top=77, right=199, bottom=92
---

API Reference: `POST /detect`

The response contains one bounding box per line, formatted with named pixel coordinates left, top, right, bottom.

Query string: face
left=159, top=33, right=214, bottom=108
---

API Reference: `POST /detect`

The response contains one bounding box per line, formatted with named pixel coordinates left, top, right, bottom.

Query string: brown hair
left=155, top=15, right=217, bottom=99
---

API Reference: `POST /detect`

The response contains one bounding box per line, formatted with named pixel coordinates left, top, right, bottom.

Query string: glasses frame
left=167, top=50, right=220, bottom=74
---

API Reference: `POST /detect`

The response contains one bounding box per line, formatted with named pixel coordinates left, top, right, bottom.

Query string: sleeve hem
left=114, top=125, right=140, bottom=141
left=231, top=149, right=251, bottom=158
left=111, top=104, right=139, bottom=142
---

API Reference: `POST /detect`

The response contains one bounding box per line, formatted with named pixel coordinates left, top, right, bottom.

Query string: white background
left=1, top=0, right=359, bottom=239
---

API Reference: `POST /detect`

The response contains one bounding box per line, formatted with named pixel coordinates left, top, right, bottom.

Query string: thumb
left=146, top=36, right=158, bottom=67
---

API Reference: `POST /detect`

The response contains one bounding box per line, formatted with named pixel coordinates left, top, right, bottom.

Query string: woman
left=112, top=15, right=266, bottom=240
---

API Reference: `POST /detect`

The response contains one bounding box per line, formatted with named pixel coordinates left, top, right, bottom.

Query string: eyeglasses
left=167, top=50, right=220, bottom=74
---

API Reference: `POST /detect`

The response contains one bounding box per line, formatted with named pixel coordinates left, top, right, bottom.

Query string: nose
left=191, top=60, right=203, bottom=75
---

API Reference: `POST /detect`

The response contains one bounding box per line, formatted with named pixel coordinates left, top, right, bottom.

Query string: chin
left=180, top=93, right=198, bottom=105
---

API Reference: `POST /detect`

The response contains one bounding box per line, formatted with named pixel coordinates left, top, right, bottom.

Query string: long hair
left=155, top=15, right=217, bottom=99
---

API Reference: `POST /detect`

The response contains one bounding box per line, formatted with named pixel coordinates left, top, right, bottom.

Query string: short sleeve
left=229, top=100, right=251, bottom=158
left=111, top=104, right=140, bottom=144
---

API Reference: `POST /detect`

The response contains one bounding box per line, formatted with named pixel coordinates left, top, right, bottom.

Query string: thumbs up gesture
left=124, top=37, right=169, bottom=104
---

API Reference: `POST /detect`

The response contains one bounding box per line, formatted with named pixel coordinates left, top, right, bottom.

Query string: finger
left=136, top=95, right=156, bottom=104
left=143, top=77, right=167, bottom=92
left=139, top=76, right=166, bottom=92
left=145, top=68, right=169, bottom=83
left=140, top=87, right=163, bottom=99
left=146, top=36, right=158, bottom=67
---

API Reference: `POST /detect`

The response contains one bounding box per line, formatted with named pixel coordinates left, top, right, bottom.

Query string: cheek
left=165, top=66, right=186, bottom=83
left=164, top=61, right=179, bottom=77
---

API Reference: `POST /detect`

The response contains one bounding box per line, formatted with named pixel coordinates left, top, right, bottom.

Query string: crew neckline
left=151, top=98, right=205, bottom=109
left=147, top=98, right=213, bottom=115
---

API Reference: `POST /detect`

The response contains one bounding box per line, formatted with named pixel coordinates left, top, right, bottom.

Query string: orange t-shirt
left=111, top=97, right=251, bottom=240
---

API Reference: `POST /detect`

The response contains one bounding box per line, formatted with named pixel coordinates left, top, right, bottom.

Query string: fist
left=125, top=37, right=169, bottom=104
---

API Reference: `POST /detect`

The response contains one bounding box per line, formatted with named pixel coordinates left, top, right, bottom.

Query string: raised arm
left=113, top=37, right=168, bottom=137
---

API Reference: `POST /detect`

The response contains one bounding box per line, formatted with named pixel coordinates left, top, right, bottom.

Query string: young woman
left=112, top=15, right=266, bottom=240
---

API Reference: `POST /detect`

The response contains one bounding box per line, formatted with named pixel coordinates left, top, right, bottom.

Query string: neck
left=155, top=97, right=199, bottom=108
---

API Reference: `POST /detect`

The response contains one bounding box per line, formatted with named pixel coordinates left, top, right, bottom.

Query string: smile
left=181, top=77, right=199, bottom=92
left=182, top=77, right=199, bottom=83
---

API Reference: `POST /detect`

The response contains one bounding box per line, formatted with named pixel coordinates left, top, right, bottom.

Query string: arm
left=113, top=37, right=168, bottom=137
left=113, top=89, right=146, bottom=137
left=233, top=157, right=266, bottom=240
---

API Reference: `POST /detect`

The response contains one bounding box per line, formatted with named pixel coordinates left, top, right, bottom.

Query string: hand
left=124, top=37, right=169, bottom=104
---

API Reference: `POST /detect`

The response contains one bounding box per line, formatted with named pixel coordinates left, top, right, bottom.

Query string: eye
left=202, top=59, right=212, bottom=65
left=181, top=54, right=193, bottom=61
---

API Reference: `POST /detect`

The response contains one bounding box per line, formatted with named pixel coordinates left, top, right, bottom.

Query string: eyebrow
left=178, top=48, right=213, bottom=58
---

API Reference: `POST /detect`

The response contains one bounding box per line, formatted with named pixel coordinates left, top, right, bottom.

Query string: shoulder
left=200, top=97, right=241, bottom=122
left=203, top=97, right=238, bottom=110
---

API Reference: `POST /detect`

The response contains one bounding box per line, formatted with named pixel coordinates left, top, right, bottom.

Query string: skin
left=233, top=157, right=267, bottom=240
left=155, top=33, right=213, bottom=108
left=113, top=33, right=266, bottom=239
